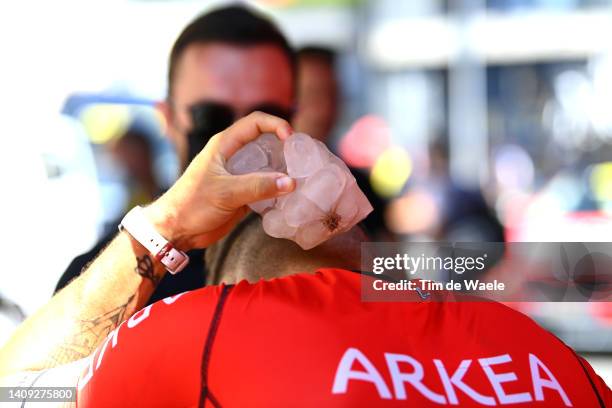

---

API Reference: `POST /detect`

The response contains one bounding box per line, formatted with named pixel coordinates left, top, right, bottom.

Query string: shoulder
left=227, top=268, right=362, bottom=306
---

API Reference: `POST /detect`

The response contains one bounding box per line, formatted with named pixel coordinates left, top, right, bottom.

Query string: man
left=56, top=5, right=296, bottom=303
left=109, top=127, right=164, bottom=211
left=293, top=46, right=338, bottom=143
left=0, top=113, right=609, bottom=407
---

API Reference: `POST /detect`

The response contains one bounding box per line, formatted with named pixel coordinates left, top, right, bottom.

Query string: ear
left=155, top=100, right=176, bottom=142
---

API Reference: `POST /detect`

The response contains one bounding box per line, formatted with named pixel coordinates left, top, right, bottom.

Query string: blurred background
left=1, top=0, right=612, bottom=383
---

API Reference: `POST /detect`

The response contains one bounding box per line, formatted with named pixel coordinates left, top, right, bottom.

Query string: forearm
left=0, top=228, right=167, bottom=376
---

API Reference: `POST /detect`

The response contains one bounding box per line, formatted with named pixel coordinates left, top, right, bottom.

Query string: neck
left=216, top=255, right=355, bottom=285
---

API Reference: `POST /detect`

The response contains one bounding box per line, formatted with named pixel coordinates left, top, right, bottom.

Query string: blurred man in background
left=109, top=128, right=164, bottom=212
left=293, top=46, right=338, bottom=143
left=56, top=5, right=296, bottom=304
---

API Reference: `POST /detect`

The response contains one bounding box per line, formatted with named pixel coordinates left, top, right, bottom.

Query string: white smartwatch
left=119, top=206, right=189, bottom=274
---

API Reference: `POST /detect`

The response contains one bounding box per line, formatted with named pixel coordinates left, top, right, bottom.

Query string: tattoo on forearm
left=135, top=254, right=160, bottom=286
left=45, top=294, right=136, bottom=367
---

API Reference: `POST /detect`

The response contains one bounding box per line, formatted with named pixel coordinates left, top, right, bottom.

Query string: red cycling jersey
left=76, top=268, right=611, bottom=407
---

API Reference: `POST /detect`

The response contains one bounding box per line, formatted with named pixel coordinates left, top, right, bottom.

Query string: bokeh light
left=494, top=144, right=534, bottom=192
left=338, top=114, right=391, bottom=169
left=494, top=189, right=531, bottom=228
left=369, top=146, right=412, bottom=198
left=590, top=162, right=612, bottom=205
left=385, top=188, right=439, bottom=235
left=79, top=104, right=131, bottom=144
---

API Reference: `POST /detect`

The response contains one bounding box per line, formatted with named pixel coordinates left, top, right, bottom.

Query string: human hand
left=145, top=112, right=296, bottom=250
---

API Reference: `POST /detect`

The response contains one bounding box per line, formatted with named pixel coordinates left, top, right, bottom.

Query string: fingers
left=217, top=111, right=293, bottom=160
left=219, top=172, right=295, bottom=209
left=188, top=208, right=249, bottom=249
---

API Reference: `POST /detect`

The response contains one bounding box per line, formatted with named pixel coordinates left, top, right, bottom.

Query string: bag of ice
left=226, top=132, right=373, bottom=249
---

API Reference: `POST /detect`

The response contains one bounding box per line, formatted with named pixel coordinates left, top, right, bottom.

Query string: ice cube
left=295, top=221, right=329, bottom=250
left=227, top=143, right=269, bottom=175
left=314, top=139, right=333, bottom=161
left=334, top=184, right=359, bottom=228
left=355, top=194, right=374, bottom=222
left=300, top=164, right=347, bottom=213
left=226, top=143, right=268, bottom=175
left=283, top=193, right=323, bottom=228
left=262, top=209, right=297, bottom=239
left=329, top=153, right=353, bottom=177
left=275, top=177, right=304, bottom=210
left=249, top=198, right=276, bottom=214
left=225, top=131, right=373, bottom=250
left=276, top=193, right=290, bottom=210
left=284, top=133, right=327, bottom=178
left=256, top=133, right=286, bottom=172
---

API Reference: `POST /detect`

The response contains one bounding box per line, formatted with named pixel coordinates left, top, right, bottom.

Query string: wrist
left=142, top=201, right=188, bottom=250
left=120, top=205, right=191, bottom=274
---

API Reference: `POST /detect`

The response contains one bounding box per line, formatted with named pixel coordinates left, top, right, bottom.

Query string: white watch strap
left=119, top=206, right=189, bottom=274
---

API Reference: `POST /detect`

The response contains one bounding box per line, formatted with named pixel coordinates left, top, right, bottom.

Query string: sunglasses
left=189, top=101, right=294, bottom=136
left=184, top=101, right=294, bottom=166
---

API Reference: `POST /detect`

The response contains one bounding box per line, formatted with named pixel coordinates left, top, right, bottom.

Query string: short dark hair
left=297, top=45, right=336, bottom=65
left=204, top=213, right=367, bottom=284
left=167, top=5, right=296, bottom=98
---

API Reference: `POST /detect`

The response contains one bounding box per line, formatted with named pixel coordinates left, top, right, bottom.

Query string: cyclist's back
left=77, top=268, right=610, bottom=407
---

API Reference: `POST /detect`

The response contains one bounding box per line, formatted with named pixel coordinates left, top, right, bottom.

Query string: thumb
left=223, top=172, right=295, bottom=208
